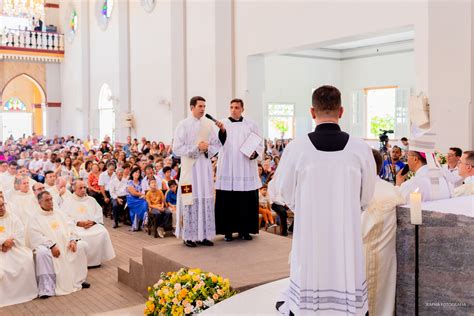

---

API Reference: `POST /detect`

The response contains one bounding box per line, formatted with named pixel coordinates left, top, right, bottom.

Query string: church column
left=427, top=1, right=473, bottom=150
left=81, top=0, right=91, bottom=138
left=170, top=0, right=188, bottom=131
left=117, top=0, right=131, bottom=142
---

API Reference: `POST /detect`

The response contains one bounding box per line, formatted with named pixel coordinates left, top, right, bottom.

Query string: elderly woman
left=126, top=166, right=148, bottom=231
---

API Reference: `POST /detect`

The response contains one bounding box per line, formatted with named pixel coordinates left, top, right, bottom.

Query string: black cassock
left=215, top=117, right=260, bottom=237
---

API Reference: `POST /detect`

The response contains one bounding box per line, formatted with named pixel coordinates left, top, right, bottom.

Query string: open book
left=240, top=132, right=262, bottom=158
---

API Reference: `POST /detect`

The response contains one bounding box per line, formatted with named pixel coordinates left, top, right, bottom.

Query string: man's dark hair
left=230, top=98, right=244, bottom=108
left=168, top=180, right=177, bottom=187
left=8, top=161, right=17, bottom=167
left=372, top=149, right=383, bottom=175
left=401, top=137, right=408, bottom=142
left=391, top=145, right=402, bottom=152
left=449, top=147, right=462, bottom=157
left=145, top=164, right=154, bottom=172
left=44, top=170, right=54, bottom=178
left=464, top=151, right=474, bottom=166
left=163, top=166, right=172, bottom=174
left=190, top=96, right=206, bottom=108
left=37, top=190, right=51, bottom=202
left=312, top=85, right=341, bottom=113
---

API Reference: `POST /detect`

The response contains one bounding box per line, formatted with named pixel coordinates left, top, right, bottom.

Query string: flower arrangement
left=434, top=151, right=447, bottom=166
left=144, top=268, right=236, bottom=315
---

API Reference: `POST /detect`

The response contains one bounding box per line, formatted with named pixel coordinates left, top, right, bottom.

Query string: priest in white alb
left=454, top=150, right=474, bottom=197
left=173, top=96, right=220, bottom=247
left=273, top=86, right=376, bottom=315
left=0, top=197, right=38, bottom=307
left=45, top=171, right=71, bottom=209
left=27, top=191, right=89, bottom=297
left=362, top=150, right=405, bottom=316
left=10, top=176, right=39, bottom=225
left=214, top=98, right=263, bottom=241
left=61, top=180, right=115, bottom=267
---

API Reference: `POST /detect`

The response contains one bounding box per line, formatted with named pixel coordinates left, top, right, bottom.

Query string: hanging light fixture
left=2, top=0, right=46, bottom=22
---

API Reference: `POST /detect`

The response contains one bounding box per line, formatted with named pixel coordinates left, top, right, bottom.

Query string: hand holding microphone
left=206, top=113, right=225, bottom=132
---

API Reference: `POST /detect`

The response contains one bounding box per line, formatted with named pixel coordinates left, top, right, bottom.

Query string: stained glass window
left=3, top=97, right=27, bottom=111
left=102, top=0, right=114, bottom=18
left=70, top=10, right=78, bottom=33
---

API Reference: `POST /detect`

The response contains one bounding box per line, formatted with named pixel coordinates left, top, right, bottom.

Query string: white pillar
left=427, top=1, right=472, bottom=150
left=117, top=0, right=131, bottom=142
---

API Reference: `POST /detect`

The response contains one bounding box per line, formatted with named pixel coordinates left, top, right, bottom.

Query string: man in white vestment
left=45, top=172, right=71, bottom=209
left=1, top=161, right=18, bottom=201
left=173, top=96, right=220, bottom=247
left=396, top=151, right=452, bottom=203
left=61, top=180, right=115, bottom=267
left=273, top=86, right=376, bottom=315
left=215, top=98, right=264, bottom=241
left=0, top=197, right=38, bottom=307
left=440, top=147, right=464, bottom=188
left=362, top=150, right=405, bottom=316
left=27, top=191, right=89, bottom=297
left=10, top=176, right=38, bottom=225
left=454, top=150, right=474, bottom=196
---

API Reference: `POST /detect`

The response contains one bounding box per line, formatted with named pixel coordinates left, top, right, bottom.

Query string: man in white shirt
left=98, top=162, right=116, bottom=219
left=109, top=168, right=130, bottom=228
left=441, top=147, right=464, bottom=188
left=141, top=164, right=158, bottom=193
left=454, top=150, right=474, bottom=197
left=29, top=152, right=44, bottom=183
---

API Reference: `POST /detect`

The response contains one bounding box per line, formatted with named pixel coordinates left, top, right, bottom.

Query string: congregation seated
left=26, top=191, right=89, bottom=298
left=258, top=185, right=277, bottom=230
left=454, top=150, right=474, bottom=197
left=396, top=151, right=452, bottom=203
left=0, top=197, right=38, bottom=307
left=61, top=180, right=116, bottom=267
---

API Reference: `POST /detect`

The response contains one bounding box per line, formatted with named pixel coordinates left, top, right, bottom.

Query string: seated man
left=363, top=150, right=405, bottom=316
left=268, top=179, right=290, bottom=236
left=27, top=191, right=89, bottom=297
left=46, top=173, right=71, bottom=210
left=146, top=178, right=171, bottom=238
left=454, top=150, right=474, bottom=197
left=396, top=151, right=452, bottom=203
left=0, top=197, right=38, bottom=307
left=109, top=168, right=130, bottom=228
left=61, top=180, right=115, bottom=267
left=165, top=180, right=178, bottom=230
left=10, top=176, right=38, bottom=225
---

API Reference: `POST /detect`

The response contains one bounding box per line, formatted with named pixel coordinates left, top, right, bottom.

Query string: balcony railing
left=0, top=28, right=64, bottom=52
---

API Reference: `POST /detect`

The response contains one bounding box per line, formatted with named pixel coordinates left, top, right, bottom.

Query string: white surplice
left=0, top=211, right=38, bottom=307
left=26, top=208, right=88, bottom=296
left=454, top=176, right=474, bottom=197
left=173, top=116, right=220, bottom=241
left=271, top=135, right=376, bottom=315
left=10, top=190, right=40, bottom=226
left=362, top=179, right=405, bottom=316
left=47, top=185, right=72, bottom=210
left=215, top=117, right=263, bottom=191
left=440, top=165, right=464, bottom=188
left=399, top=165, right=453, bottom=203
left=61, top=194, right=115, bottom=266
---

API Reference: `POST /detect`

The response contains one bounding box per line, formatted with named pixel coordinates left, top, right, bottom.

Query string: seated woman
left=146, top=178, right=172, bottom=238
left=126, top=167, right=148, bottom=231
left=258, top=185, right=277, bottom=229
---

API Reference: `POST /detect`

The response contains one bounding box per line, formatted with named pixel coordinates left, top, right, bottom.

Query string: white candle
left=410, top=191, right=422, bottom=225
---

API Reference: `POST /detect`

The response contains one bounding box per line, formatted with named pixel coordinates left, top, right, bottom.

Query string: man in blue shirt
left=380, top=146, right=405, bottom=184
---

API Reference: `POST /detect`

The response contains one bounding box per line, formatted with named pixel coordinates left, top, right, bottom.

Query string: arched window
left=98, top=84, right=115, bottom=142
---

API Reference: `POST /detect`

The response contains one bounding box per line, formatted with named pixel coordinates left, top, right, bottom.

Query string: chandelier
left=2, top=0, right=45, bottom=21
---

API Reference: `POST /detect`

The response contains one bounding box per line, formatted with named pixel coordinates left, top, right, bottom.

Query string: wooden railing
left=0, top=29, right=64, bottom=52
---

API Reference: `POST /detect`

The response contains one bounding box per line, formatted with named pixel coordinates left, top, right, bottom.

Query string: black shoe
left=39, top=295, right=51, bottom=299
left=240, top=234, right=253, bottom=241
left=282, top=231, right=289, bottom=237
left=88, top=264, right=101, bottom=269
left=113, top=223, right=119, bottom=229
left=184, top=240, right=197, bottom=247
left=224, top=235, right=234, bottom=242
left=81, top=282, right=91, bottom=289
left=197, top=239, right=214, bottom=246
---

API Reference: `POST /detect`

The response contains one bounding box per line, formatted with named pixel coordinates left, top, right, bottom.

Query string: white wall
left=262, top=55, right=341, bottom=137
left=129, top=0, right=172, bottom=142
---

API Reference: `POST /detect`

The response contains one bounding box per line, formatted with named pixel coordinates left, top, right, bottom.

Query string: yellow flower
left=0, top=226, right=5, bottom=233
left=147, top=286, right=152, bottom=292
left=217, top=276, right=223, bottom=283
left=179, top=289, right=188, bottom=298
left=217, top=289, right=224, bottom=296
left=159, top=298, right=165, bottom=305
left=211, top=276, right=218, bottom=283
left=192, top=274, right=200, bottom=282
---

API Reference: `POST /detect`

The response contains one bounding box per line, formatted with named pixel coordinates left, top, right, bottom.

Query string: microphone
left=205, top=113, right=217, bottom=122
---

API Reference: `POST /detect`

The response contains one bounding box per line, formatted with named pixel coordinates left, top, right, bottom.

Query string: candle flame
left=414, top=188, right=419, bottom=193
